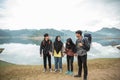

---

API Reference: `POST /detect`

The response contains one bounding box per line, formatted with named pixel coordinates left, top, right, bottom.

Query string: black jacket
left=40, top=40, right=52, bottom=55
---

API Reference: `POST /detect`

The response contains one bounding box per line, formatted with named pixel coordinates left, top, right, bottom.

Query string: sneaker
left=74, top=75, right=81, bottom=78
left=54, top=69, right=58, bottom=72
left=69, top=71, right=73, bottom=75
left=65, top=71, right=70, bottom=75
left=60, top=69, right=62, bottom=73
left=43, top=69, right=46, bottom=72
left=84, top=77, right=87, bottom=80
left=49, top=69, right=52, bottom=72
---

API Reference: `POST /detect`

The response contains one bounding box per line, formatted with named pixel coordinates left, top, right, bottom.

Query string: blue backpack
left=82, top=33, right=92, bottom=51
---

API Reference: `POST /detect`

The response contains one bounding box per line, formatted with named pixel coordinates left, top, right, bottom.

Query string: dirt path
left=0, top=58, right=120, bottom=80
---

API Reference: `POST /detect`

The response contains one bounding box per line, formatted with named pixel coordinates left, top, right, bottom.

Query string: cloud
left=77, top=0, right=120, bottom=30
left=0, top=0, right=120, bottom=31
left=0, top=0, right=7, bottom=17
left=0, top=43, right=41, bottom=65
left=88, top=42, right=120, bottom=59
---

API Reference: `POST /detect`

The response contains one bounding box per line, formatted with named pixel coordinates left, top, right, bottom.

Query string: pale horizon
left=0, top=27, right=120, bottom=32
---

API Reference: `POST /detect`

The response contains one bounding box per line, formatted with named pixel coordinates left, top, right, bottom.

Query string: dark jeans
left=43, top=54, right=51, bottom=69
left=78, top=55, right=88, bottom=78
left=67, top=55, right=74, bottom=72
left=54, top=57, right=62, bottom=70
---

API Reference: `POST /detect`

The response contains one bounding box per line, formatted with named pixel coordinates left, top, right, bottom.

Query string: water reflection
left=0, top=38, right=120, bottom=46
left=0, top=43, right=120, bottom=65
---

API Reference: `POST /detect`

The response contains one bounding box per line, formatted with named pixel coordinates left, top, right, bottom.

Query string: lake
left=0, top=42, right=120, bottom=65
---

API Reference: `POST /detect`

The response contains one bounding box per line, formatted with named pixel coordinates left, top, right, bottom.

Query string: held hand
left=74, top=53, right=78, bottom=57
left=79, top=43, right=83, bottom=46
left=49, top=52, right=52, bottom=55
left=63, top=53, right=66, bottom=57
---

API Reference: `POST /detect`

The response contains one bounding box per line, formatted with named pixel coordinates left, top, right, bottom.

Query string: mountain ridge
left=0, top=27, right=120, bottom=38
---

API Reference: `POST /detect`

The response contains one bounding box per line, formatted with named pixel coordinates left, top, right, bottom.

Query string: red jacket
left=65, top=49, right=75, bottom=56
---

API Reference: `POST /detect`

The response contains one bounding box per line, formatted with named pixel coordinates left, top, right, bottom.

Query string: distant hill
left=0, top=29, right=35, bottom=37
left=61, top=30, right=75, bottom=36
left=0, top=27, right=120, bottom=45
left=32, top=29, right=67, bottom=37
left=0, top=27, right=120, bottom=38
left=62, top=27, right=120, bottom=38
left=93, top=28, right=120, bottom=38
left=0, top=29, right=11, bottom=37
left=0, top=29, right=67, bottom=37
left=0, top=60, right=14, bottom=66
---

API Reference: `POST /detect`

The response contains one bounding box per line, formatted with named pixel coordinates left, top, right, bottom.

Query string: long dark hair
left=66, top=38, right=76, bottom=53
left=54, top=36, right=63, bottom=54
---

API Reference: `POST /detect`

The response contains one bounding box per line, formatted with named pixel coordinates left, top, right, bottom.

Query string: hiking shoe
left=49, top=69, right=52, bottom=72
left=69, top=71, right=73, bottom=75
left=60, top=69, right=62, bottom=73
left=54, top=69, right=58, bottom=72
left=74, top=75, right=81, bottom=77
left=43, top=69, right=46, bottom=72
left=84, top=77, right=87, bottom=80
left=65, top=71, right=70, bottom=75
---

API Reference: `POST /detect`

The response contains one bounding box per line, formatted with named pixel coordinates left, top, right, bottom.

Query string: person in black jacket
left=40, top=33, right=52, bottom=72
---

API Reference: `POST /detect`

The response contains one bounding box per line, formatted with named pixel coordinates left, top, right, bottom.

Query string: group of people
left=40, top=30, right=89, bottom=80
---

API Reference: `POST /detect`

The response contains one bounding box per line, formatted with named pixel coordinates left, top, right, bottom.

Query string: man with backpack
left=40, top=33, right=52, bottom=72
left=74, top=30, right=92, bottom=80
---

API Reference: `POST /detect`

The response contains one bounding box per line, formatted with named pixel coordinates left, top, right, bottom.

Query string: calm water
left=0, top=42, right=120, bottom=65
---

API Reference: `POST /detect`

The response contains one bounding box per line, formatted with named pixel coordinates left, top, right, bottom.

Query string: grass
left=0, top=58, right=120, bottom=80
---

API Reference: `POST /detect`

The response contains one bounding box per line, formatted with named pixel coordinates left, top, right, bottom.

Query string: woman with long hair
left=53, top=36, right=64, bottom=73
left=65, top=38, right=77, bottom=75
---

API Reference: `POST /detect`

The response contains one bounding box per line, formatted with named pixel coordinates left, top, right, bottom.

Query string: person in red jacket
left=65, top=38, right=77, bottom=75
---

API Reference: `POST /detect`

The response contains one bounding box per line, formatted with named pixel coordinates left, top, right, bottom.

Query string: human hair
left=66, top=38, right=75, bottom=48
left=66, top=38, right=76, bottom=53
left=44, top=33, right=49, bottom=37
left=55, top=35, right=61, bottom=41
left=75, top=30, right=82, bottom=36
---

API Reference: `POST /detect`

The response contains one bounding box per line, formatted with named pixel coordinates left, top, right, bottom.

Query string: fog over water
left=0, top=42, right=120, bottom=65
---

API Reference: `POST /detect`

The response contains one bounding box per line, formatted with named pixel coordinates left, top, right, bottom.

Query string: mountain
left=60, top=28, right=120, bottom=46
left=61, top=30, right=75, bottom=36
left=0, top=29, right=67, bottom=37
left=0, top=27, right=119, bottom=38
left=32, top=29, right=66, bottom=37
left=97, top=28, right=120, bottom=34
left=0, top=29, right=68, bottom=44
left=0, top=27, right=120, bottom=45
left=0, top=29, right=35, bottom=37
left=0, top=29, right=11, bottom=37
left=93, top=28, right=120, bottom=38
left=61, top=27, right=120, bottom=38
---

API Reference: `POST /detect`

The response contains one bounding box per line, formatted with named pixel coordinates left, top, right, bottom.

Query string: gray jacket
left=76, top=39, right=87, bottom=56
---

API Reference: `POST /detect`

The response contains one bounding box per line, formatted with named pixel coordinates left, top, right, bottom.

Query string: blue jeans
left=54, top=57, right=62, bottom=69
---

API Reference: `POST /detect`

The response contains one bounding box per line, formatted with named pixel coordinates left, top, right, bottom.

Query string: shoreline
left=0, top=58, right=120, bottom=66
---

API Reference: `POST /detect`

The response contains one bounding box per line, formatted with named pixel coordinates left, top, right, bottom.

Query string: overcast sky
left=0, top=0, right=120, bottom=31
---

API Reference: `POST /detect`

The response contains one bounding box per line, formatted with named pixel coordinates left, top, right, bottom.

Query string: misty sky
left=0, top=0, right=120, bottom=31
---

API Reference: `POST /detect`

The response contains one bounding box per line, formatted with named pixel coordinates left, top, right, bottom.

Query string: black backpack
left=82, top=33, right=92, bottom=51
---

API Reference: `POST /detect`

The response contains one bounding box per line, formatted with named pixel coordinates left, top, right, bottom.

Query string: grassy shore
left=0, top=58, right=120, bottom=80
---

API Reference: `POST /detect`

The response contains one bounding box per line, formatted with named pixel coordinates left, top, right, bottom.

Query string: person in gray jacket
left=74, top=30, right=88, bottom=80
